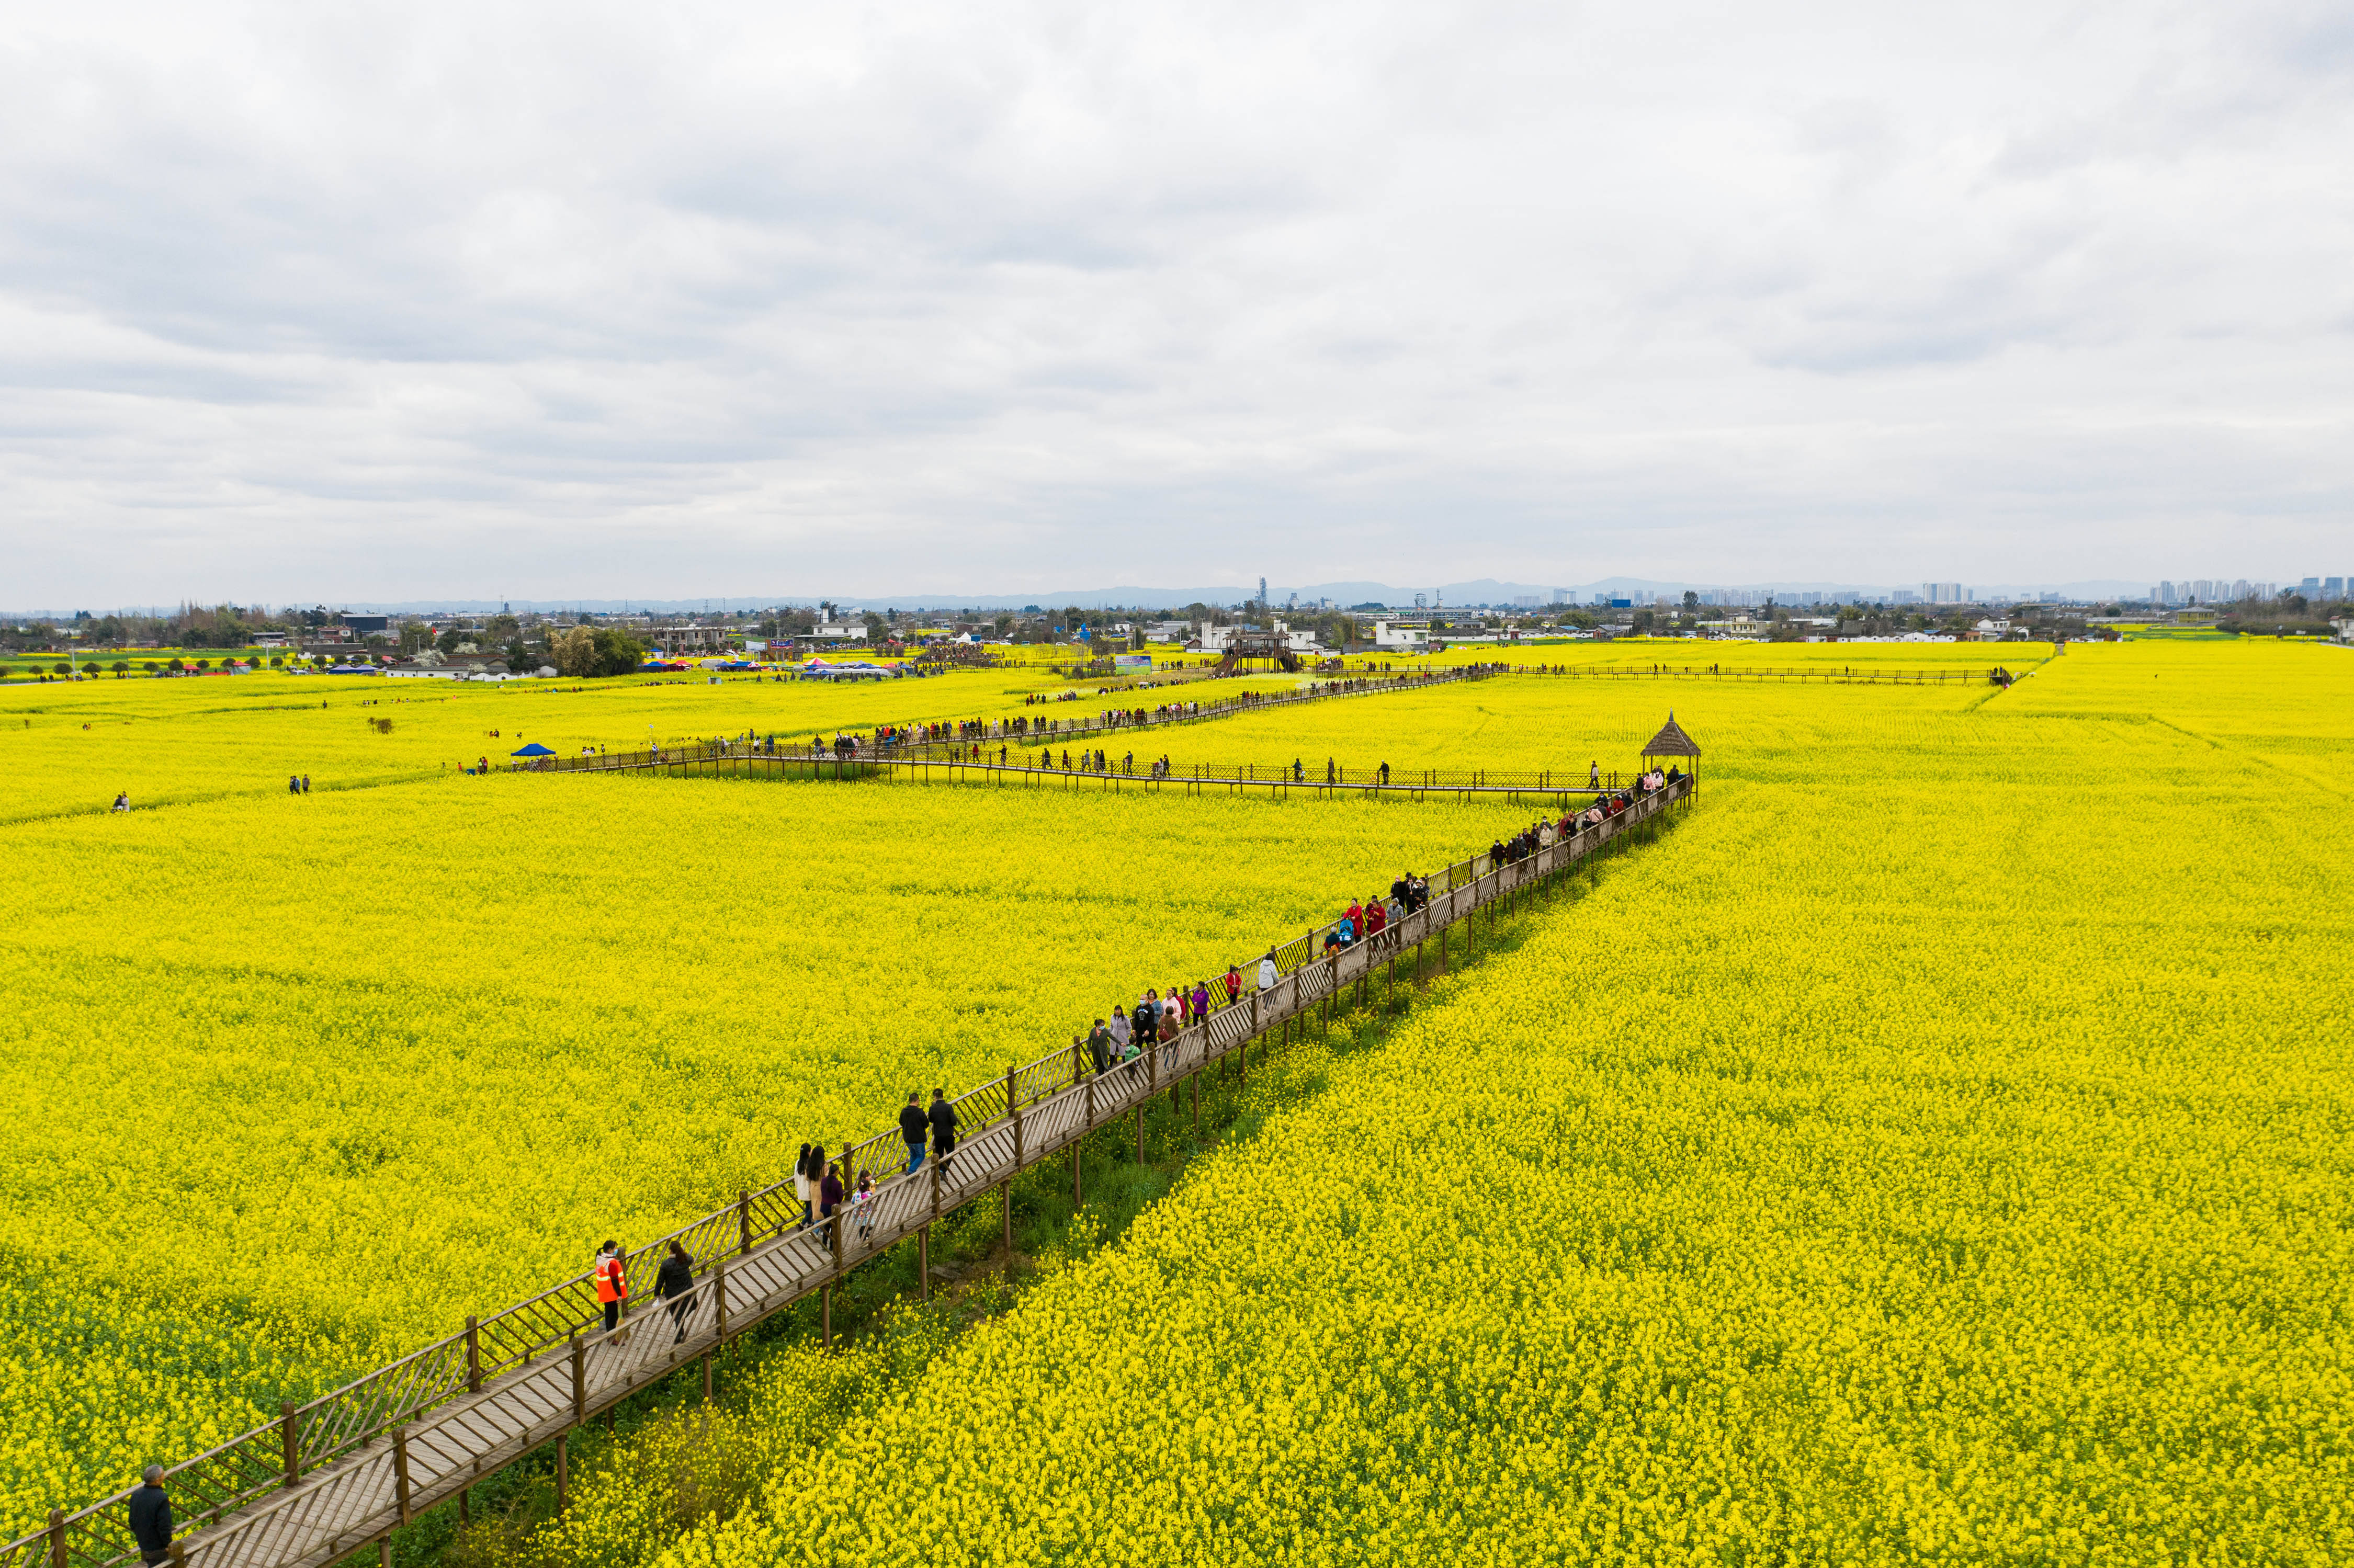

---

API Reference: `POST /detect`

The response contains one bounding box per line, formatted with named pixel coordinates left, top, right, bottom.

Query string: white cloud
left=1, top=0, right=2348, bottom=605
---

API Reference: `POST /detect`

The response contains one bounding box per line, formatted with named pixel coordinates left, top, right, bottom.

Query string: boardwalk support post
left=47, top=1510, right=63, bottom=1568
left=569, top=1335, right=585, bottom=1426
left=393, top=1425, right=411, bottom=1525
left=739, top=1190, right=752, bottom=1256
left=466, top=1315, right=481, bottom=1394
left=714, top=1255, right=727, bottom=1338
left=556, top=1433, right=568, bottom=1512
left=281, top=1400, right=301, bottom=1483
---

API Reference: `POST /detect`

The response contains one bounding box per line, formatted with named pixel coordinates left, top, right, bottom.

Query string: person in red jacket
left=594, top=1240, right=629, bottom=1340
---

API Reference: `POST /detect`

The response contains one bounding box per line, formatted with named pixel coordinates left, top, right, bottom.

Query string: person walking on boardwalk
left=1131, top=992, right=1160, bottom=1051
left=657, top=1240, right=695, bottom=1344
left=1190, top=980, right=1211, bottom=1024
left=794, top=1143, right=815, bottom=1228
left=900, top=1092, right=929, bottom=1173
left=1089, top=1019, right=1114, bottom=1077
left=1107, top=1004, right=1131, bottom=1059
left=593, top=1241, right=629, bottom=1341
left=1587, top=760, right=1599, bottom=789
left=1259, top=949, right=1278, bottom=995
left=130, top=1465, right=173, bottom=1567
left=1224, top=964, right=1241, bottom=1010
left=929, top=1088, right=959, bottom=1172
left=819, top=1161, right=845, bottom=1244
left=852, top=1172, right=877, bottom=1241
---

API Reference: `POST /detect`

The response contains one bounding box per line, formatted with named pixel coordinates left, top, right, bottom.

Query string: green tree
left=589, top=627, right=645, bottom=676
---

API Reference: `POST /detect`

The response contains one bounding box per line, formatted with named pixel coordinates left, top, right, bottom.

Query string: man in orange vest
left=594, top=1241, right=629, bottom=1341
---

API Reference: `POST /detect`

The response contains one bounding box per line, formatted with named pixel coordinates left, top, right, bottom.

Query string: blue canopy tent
left=511, top=743, right=556, bottom=757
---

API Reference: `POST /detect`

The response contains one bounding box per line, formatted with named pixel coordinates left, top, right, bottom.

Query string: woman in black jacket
left=657, top=1240, right=696, bottom=1344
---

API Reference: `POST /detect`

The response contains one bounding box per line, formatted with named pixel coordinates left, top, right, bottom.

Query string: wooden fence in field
left=1510, top=662, right=2012, bottom=685
left=484, top=663, right=1505, bottom=778
left=541, top=747, right=1646, bottom=802
left=7, top=777, right=1692, bottom=1568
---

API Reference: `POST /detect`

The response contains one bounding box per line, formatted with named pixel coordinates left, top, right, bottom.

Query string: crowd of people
left=546, top=767, right=1694, bottom=1370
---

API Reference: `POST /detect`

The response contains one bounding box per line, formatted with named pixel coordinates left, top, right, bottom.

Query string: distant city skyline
left=11, top=570, right=2347, bottom=622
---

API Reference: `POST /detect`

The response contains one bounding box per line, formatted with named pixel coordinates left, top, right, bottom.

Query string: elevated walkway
left=12, top=780, right=1690, bottom=1568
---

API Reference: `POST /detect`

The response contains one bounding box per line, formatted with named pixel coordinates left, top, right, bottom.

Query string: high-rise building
left=2326, top=577, right=2346, bottom=597
left=1922, top=582, right=1965, bottom=604
left=1257, top=576, right=1267, bottom=609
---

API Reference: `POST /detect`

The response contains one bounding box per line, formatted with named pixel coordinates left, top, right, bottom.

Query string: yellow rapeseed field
left=605, top=638, right=2352, bottom=1567
left=0, top=768, right=1535, bottom=1537
left=0, top=666, right=1298, bottom=823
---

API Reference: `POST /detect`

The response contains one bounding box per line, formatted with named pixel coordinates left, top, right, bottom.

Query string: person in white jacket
left=1258, top=951, right=1279, bottom=995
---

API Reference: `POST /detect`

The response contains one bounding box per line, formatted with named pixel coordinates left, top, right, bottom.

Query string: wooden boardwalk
left=12, top=780, right=1691, bottom=1568
left=502, top=664, right=1504, bottom=781
left=588, top=750, right=1636, bottom=804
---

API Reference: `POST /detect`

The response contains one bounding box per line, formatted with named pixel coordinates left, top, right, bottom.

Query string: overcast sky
left=2, top=0, right=2348, bottom=607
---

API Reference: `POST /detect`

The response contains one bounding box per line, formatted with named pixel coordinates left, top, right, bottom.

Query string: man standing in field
left=129, top=1465, right=172, bottom=1567
left=928, top=1088, right=958, bottom=1172
left=899, top=1092, right=928, bottom=1174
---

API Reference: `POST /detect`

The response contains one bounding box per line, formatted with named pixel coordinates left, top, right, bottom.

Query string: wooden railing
left=1509, top=662, right=2012, bottom=685
left=552, top=746, right=1644, bottom=798
left=6, top=778, right=1691, bottom=1568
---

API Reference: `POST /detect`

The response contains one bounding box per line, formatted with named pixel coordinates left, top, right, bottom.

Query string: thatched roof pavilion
left=1641, top=713, right=1701, bottom=792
